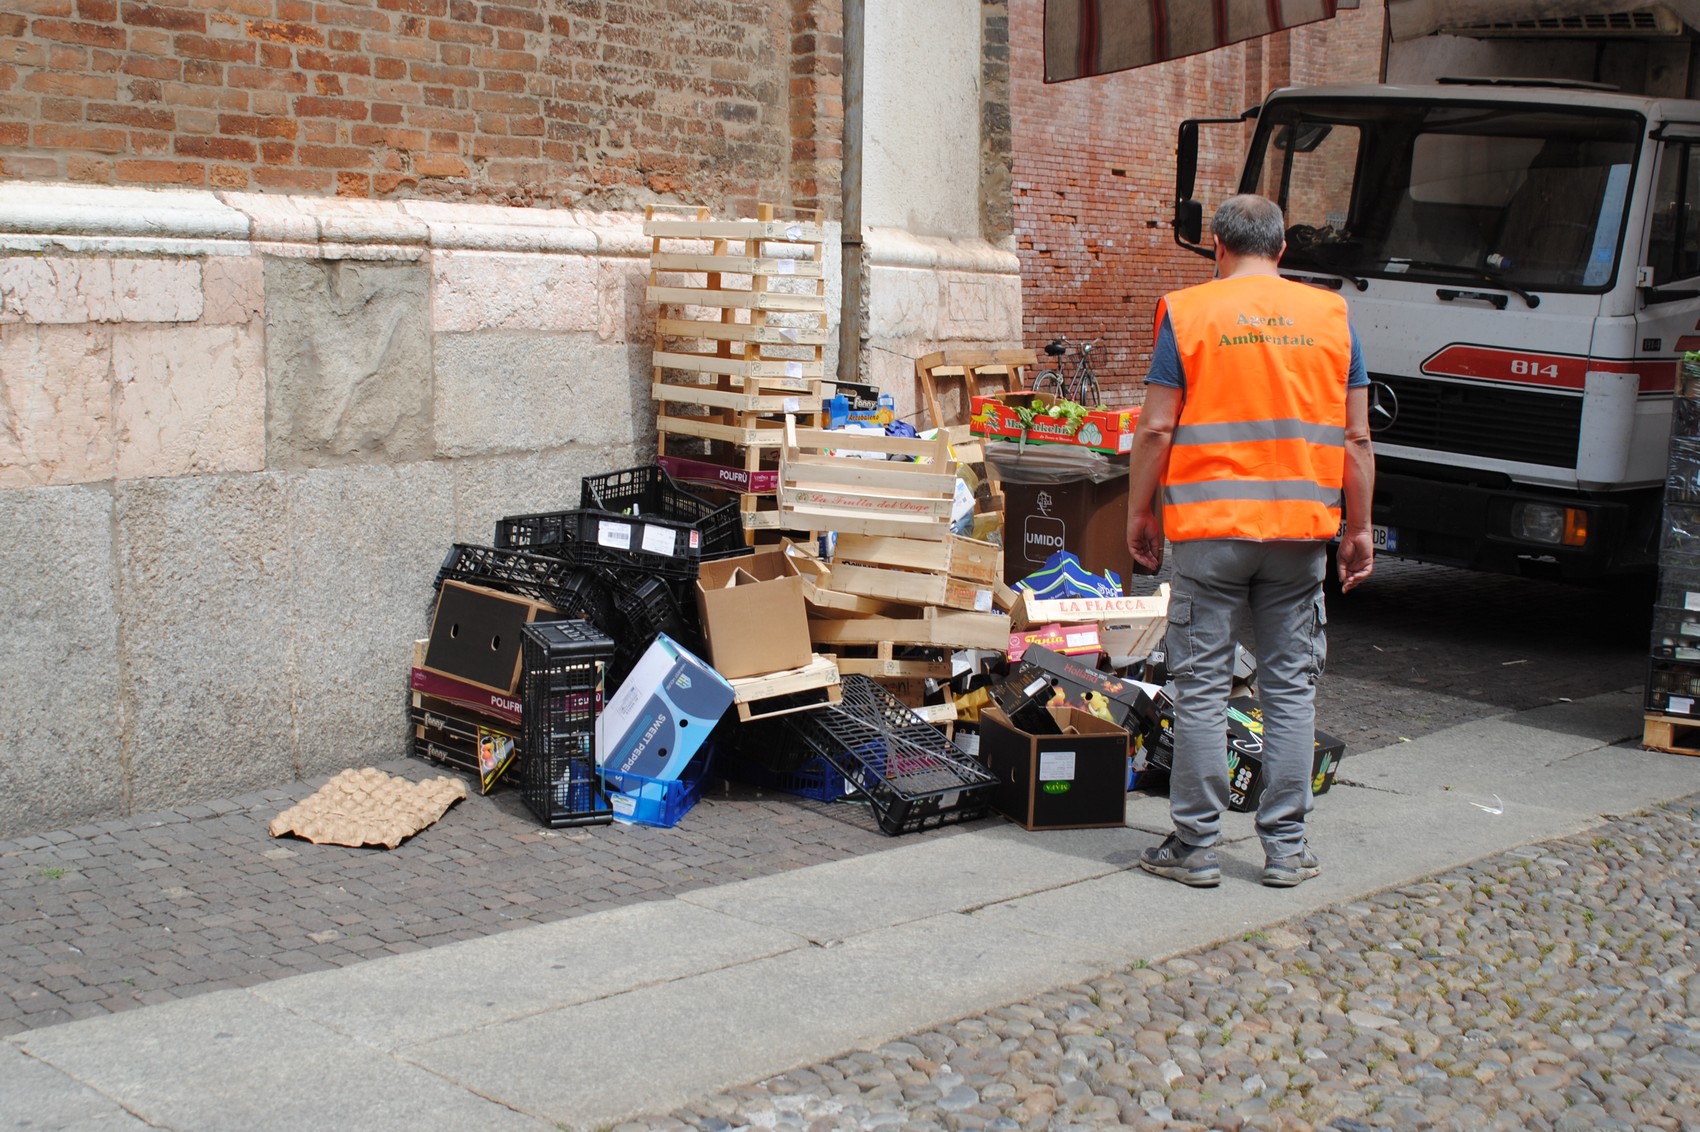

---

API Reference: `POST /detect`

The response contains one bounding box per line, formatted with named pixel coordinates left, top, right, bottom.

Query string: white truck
left=1174, top=11, right=1700, bottom=580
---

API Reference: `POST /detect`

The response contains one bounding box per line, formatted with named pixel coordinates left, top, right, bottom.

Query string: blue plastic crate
left=723, top=749, right=853, bottom=802
left=604, top=742, right=716, bottom=828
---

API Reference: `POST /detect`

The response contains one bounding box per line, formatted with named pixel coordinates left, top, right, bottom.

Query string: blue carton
left=596, top=633, right=733, bottom=793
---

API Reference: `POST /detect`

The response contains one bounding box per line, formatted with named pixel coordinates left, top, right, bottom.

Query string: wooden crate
left=831, top=532, right=1001, bottom=584
left=807, top=605, right=1010, bottom=651
left=1643, top=713, right=1700, bottom=755
left=824, top=560, right=994, bottom=613
left=779, top=420, right=958, bottom=540
left=916, top=347, right=1036, bottom=443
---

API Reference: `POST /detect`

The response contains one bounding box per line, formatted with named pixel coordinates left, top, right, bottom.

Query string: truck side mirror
left=1176, top=121, right=1199, bottom=200
left=1175, top=199, right=1203, bottom=245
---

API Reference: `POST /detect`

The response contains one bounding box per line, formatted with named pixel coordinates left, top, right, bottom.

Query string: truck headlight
left=1510, top=502, right=1588, bottom=547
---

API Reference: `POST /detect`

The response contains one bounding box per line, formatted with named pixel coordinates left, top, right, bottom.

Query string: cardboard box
left=1001, top=475, right=1134, bottom=590
left=1007, top=622, right=1102, bottom=663
left=1146, top=696, right=1348, bottom=811
left=423, top=581, right=559, bottom=696
left=981, top=705, right=1130, bottom=830
left=970, top=392, right=1139, bottom=454
left=695, top=547, right=812, bottom=679
left=1008, top=584, right=1170, bottom=633
left=409, top=665, right=524, bottom=726
left=1011, top=644, right=1160, bottom=736
left=596, top=633, right=734, bottom=792
left=410, top=696, right=521, bottom=794
left=657, top=453, right=780, bottom=494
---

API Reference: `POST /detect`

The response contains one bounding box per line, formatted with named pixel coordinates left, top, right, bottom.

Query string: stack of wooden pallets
left=777, top=420, right=1009, bottom=709
left=645, top=203, right=833, bottom=542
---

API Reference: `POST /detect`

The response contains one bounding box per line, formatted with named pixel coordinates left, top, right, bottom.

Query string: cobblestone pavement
left=0, top=559, right=1653, bottom=1040
left=638, top=798, right=1700, bottom=1132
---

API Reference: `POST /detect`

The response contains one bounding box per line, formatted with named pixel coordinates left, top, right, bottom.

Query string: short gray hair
left=1211, top=194, right=1285, bottom=260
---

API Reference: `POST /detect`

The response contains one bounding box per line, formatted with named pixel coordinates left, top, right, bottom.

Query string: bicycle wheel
left=1077, top=367, right=1102, bottom=407
left=1032, top=369, right=1066, bottom=398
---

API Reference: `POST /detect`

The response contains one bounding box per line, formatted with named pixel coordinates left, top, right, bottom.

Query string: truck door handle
left=1436, top=289, right=1509, bottom=310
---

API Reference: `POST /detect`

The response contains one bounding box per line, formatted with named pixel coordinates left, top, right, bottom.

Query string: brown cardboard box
left=981, top=705, right=1130, bottom=830
left=422, top=581, right=559, bottom=696
left=694, top=547, right=812, bottom=679
left=1000, top=475, right=1133, bottom=591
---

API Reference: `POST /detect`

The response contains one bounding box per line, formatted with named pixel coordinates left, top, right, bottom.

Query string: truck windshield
left=1244, top=98, right=1644, bottom=292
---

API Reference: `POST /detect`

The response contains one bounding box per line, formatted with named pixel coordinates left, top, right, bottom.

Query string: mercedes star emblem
left=1368, top=381, right=1398, bottom=433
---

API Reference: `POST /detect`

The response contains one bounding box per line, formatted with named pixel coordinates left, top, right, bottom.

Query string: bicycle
left=1031, top=336, right=1103, bottom=406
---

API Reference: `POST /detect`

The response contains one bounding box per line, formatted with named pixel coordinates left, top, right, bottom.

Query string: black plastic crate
left=581, top=464, right=746, bottom=559
left=493, top=511, right=582, bottom=561
left=573, top=507, right=709, bottom=581
left=1652, top=603, right=1700, bottom=662
left=520, top=620, right=617, bottom=828
left=435, top=544, right=584, bottom=606
left=1647, top=657, right=1700, bottom=716
left=775, top=675, right=996, bottom=836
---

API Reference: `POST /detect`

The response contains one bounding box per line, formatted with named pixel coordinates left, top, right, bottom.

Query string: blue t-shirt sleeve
left=1146, top=312, right=1184, bottom=390
left=1347, top=325, right=1369, bottom=388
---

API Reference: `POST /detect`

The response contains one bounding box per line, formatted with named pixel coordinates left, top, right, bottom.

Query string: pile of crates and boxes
left=404, top=203, right=1353, bottom=836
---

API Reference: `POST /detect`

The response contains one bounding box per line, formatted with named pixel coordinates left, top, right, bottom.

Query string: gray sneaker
left=1139, top=833, right=1221, bottom=888
left=1262, top=846, right=1321, bottom=888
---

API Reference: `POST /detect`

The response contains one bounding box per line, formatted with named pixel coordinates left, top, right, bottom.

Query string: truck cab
left=1178, top=80, right=1700, bottom=579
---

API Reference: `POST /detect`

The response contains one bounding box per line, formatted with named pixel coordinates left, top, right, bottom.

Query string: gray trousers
left=1165, top=539, right=1327, bottom=858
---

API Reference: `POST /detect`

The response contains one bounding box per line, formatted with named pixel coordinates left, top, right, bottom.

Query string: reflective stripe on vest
left=1157, top=274, right=1351, bottom=542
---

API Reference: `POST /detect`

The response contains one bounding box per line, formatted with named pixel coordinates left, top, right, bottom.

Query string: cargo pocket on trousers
left=1309, top=594, right=1328, bottom=682
left=1166, top=593, right=1195, bottom=678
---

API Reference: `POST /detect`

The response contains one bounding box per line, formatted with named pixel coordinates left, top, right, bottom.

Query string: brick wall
left=0, top=0, right=843, bottom=217
left=1010, top=0, right=1386, bottom=405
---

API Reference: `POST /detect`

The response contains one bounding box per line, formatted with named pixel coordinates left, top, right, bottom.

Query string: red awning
left=1044, top=0, right=1359, bottom=83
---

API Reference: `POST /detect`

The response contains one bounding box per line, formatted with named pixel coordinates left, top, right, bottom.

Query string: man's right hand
left=1128, top=509, right=1164, bottom=575
left=1337, top=528, right=1375, bottom=592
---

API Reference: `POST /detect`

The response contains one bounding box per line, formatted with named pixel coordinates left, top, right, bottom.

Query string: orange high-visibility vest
left=1156, top=274, right=1351, bottom=542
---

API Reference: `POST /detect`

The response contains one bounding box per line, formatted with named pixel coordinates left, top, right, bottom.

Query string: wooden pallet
left=729, top=654, right=843, bottom=722
left=825, top=642, right=953, bottom=679
left=1643, top=713, right=1700, bottom=755
left=648, top=203, right=830, bottom=479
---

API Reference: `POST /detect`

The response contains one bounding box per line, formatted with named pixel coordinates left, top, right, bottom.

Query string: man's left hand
left=1337, top=528, right=1375, bottom=592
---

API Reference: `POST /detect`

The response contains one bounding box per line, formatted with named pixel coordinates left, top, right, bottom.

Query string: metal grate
left=1441, top=8, right=1682, bottom=37
left=1372, top=373, right=1581, bottom=468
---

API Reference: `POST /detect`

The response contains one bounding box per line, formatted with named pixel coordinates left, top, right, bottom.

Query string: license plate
left=1371, top=524, right=1397, bottom=552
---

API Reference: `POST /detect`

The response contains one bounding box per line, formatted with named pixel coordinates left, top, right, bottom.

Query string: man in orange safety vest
left=1125, top=193, right=1375, bottom=889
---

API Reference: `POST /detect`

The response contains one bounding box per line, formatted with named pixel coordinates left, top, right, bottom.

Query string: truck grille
left=1372, top=373, right=1581, bottom=469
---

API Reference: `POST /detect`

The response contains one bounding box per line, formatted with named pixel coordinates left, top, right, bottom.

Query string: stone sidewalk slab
left=15, top=992, right=554, bottom=1132
left=11, top=689, right=1699, bottom=1131
left=252, top=899, right=806, bottom=1050
left=402, top=909, right=1125, bottom=1127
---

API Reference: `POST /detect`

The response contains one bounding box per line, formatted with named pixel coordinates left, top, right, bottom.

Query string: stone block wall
left=1008, top=0, right=1387, bottom=404
left=0, top=182, right=846, bottom=837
